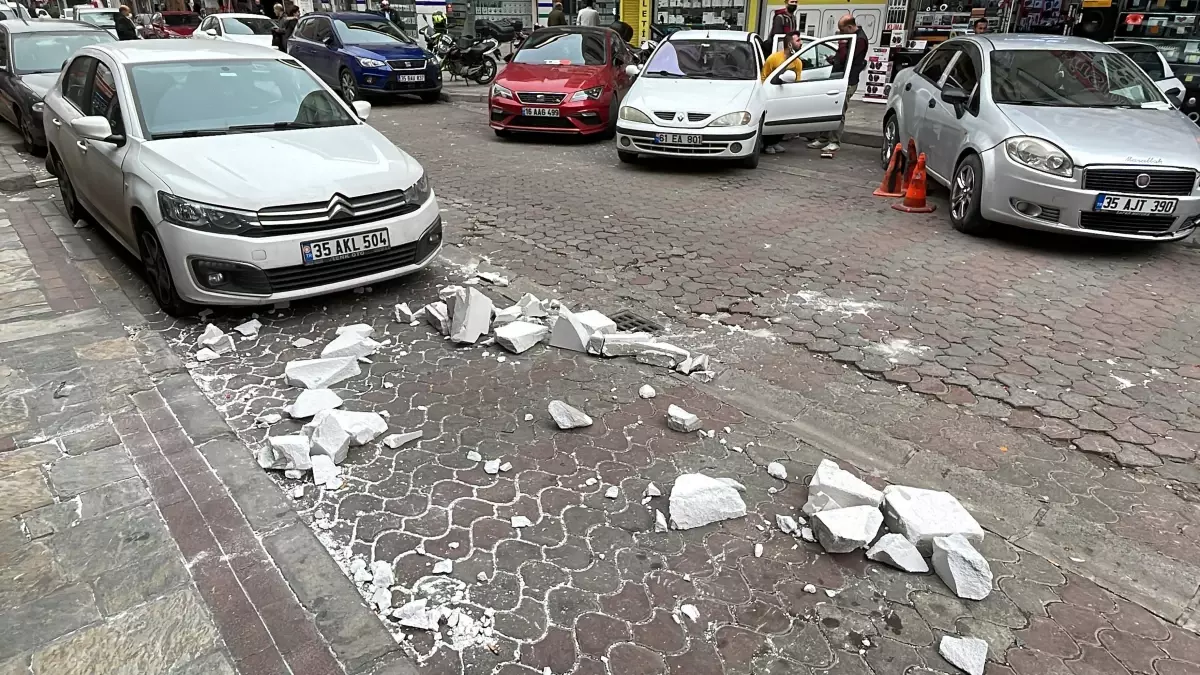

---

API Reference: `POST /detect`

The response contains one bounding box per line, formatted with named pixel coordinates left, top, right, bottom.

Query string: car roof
left=207, top=12, right=272, bottom=19
left=966, top=33, right=1119, bottom=53
left=84, top=39, right=291, bottom=63
left=0, top=18, right=106, bottom=33
left=1107, top=40, right=1158, bottom=50
left=667, top=29, right=752, bottom=42
left=314, top=11, right=389, bottom=19
left=534, top=25, right=614, bottom=35
left=160, top=10, right=198, bottom=14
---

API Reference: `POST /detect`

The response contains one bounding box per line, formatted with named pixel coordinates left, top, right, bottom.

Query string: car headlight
left=491, top=83, right=513, bottom=99
left=403, top=173, right=432, bottom=205
left=570, top=86, right=603, bottom=102
left=1004, top=136, right=1073, bottom=177
left=358, top=57, right=387, bottom=68
left=158, top=193, right=259, bottom=235
left=619, top=106, right=652, bottom=124
left=31, top=101, right=44, bottom=113
left=708, top=111, right=751, bottom=127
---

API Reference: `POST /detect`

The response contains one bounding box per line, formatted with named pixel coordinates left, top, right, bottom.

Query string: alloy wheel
left=140, top=230, right=174, bottom=308
left=952, top=163, right=975, bottom=222
left=340, top=71, right=357, bottom=103
left=20, top=115, right=33, bottom=152
left=58, top=158, right=79, bottom=221
left=881, top=116, right=897, bottom=168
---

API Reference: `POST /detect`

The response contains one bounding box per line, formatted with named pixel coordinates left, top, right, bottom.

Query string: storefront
left=1113, top=0, right=1200, bottom=118
left=653, top=0, right=749, bottom=30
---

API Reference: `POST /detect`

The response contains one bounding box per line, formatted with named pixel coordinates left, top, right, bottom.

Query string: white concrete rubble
left=636, top=350, right=683, bottom=368
left=393, top=599, right=439, bottom=630
left=803, top=584, right=817, bottom=594
left=288, top=389, right=344, bottom=419
left=584, top=331, right=646, bottom=356
left=548, top=400, right=593, bottom=429
left=304, top=410, right=388, bottom=464
left=424, top=301, right=451, bottom=335
left=803, top=459, right=884, bottom=515
left=516, top=293, right=547, bottom=318
left=511, top=515, right=533, bottom=528
left=666, top=405, right=701, bottom=433
left=767, top=462, right=788, bottom=480
left=645, top=483, right=661, bottom=497
left=477, top=271, right=509, bottom=286
left=197, top=324, right=235, bottom=354
left=285, top=357, right=361, bottom=389
left=811, top=505, right=884, bottom=554
left=371, top=560, right=395, bottom=588
left=484, top=459, right=500, bottom=475
left=335, top=323, right=374, bottom=338
left=680, top=605, right=700, bottom=622
left=866, top=533, right=930, bottom=573
left=800, top=527, right=815, bottom=542
left=383, top=431, right=422, bottom=449
left=574, top=309, right=617, bottom=336
left=716, top=478, right=746, bottom=492
left=639, top=385, right=656, bottom=399
left=432, top=559, right=453, bottom=575
left=777, top=514, right=799, bottom=534
left=669, top=473, right=748, bottom=530
left=932, top=534, right=993, bottom=600
left=654, top=510, right=669, bottom=533
left=494, top=321, right=549, bottom=354
left=492, top=305, right=523, bottom=327
left=394, top=303, right=416, bottom=323
left=194, top=348, right=219, bottom=362
left=310, top=454, right=341, bottom=487
left=677, top=353, right=710, bottom=375
left=883, top=485, right=985, bottom=555
left=449, top=287, right=494, bottom=344
left=939, top=636, right=988, bottom=675
left=690, top=370, right=716, bottom=384
left=234, top=319, right=261, bottom=337
left=321, top=332, right=381, bottom=360
left=466, top=451, right=482, bottom=462
left=604, top=486, right=619, bottom=499
left=292, top=337, right=315, bottom=348
left=548, top=308, right=591, bottom=352
left=268, top=435, right=312, bottom=471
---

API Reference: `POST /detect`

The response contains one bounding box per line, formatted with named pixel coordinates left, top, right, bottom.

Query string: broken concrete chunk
left=432, top=559, right=453, bottom=575
left=932, top=534, right=993, bottom=600
left=716, top=477, right=746, bottom=492
left=371, top=560, right=395, bottom=588
left=394, top=303, right=416, bottom=323
left=494, top=321, right=549, bottom=354
left=548, top=400, right=593, bottom=429
left=669, top=473, right=748, bottom=530
left=393, top=599, right=439, bottom=630
left=310, top=454, right=341, bottom=487
left=304, top=410, right=388, bottom=463
left=800, top=527, right=815, bottom=542
left=777, top=514, right=799, bottom=534
left=292, top=485, right=305, bottom=499
left=197, top=324, right=235, bottom=354
left=499, top=462, right=512, bottom=472
left=767, top=462, right=788, bottom=481
left=677, top=353, right=710, bottom=375
left=449, top=287, right=494, bottom=344
left=645, top=483, right=661, bottom=497
left=811, top=505, right=884, bottom=554
left=234, top=319, right=262, bottom=337
left=666, top=405, right=701, bottom=433
left=511, top=515, right=532, bottom=528
left=636, top=349, right=682, bottom=368
left=383, top=431, right=422, bottom=449
left=680, top=604, right=700, bottom=622
left=194, top=348, right=219, bottom=362
left=424, top=301, right=451, bottom=335
left=466, top=451, right=482, bottom=462
left=335, top=323, right=374, bottom=338
left=292, top=337, right=315, bottom=349
left=484, top=459, right=500, bottom=475
left=604, top=486, right=619, bottom=499
left=369, top=585, right=392, bottom=611
left=285, top=357, right=361, bottom=389
left=939, top=636, right=988, bottom=675
left=639, top=385, right=656, bottom=399
left=574, top=309, right=617, bottom=336
left=268, top=435, right=312, bottom=471
left=477, top=271, right=509, bottom=286
left=803, top=459, right=884, bottom=515
left=883, top=485, right=985, bottom=555
left=288, top=388, right=344, bottom=419
left=548, top=308, right=591, bottom=353
left=587, top=331, right=654, bottom=357
left=256, top=444, right=287, bottom=470
left=654, top=510, right=669, bottom=533
left=866, top=533, right=929, bottom=573
left=321, top=332, right=381, bottom=359
left=689, top=370, right=716, bottom=384
left=492, top=305, right=523, bottom=327
left=516, top=293, right=547, bottom=318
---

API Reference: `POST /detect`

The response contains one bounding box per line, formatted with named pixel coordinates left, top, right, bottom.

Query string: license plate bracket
left=654, top=133, right=703, bottom=145
left=1093, top=193, right=1178, bottom=215
left=301, top=229, right=390, bottom=265
left=522, top=107, right=560, bottom=117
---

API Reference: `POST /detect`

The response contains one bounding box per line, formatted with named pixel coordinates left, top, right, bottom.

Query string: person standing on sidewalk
left=760, top=30, right=803, bottom=154
left=547, top=2, right=567, bottom=26
left=577, top=0, right=599, bottom=26
left=807, top=14, right=868, bottom=155
left=115, top=5, right=139, bottom=40
left=768, top=0, right=798, bottom=44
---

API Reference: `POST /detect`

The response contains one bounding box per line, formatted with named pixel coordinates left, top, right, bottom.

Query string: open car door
left=762, top=33, right=856, bottom=137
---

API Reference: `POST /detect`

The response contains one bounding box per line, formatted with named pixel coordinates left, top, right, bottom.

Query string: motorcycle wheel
left=473, top=58, right=497, bottom=85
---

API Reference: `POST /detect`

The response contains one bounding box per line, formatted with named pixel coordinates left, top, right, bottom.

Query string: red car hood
left=498, top=63, right=608, bottom=92
left=163, top=25, right=196, bottom=35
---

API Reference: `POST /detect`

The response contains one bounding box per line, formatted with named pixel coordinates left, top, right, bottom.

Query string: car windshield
left=12, top=32, right=114, bottom=74
left=129, top=59, right=357, bottom=140
left=78, top=11, right=118, bottom=28
left=222, top=16, right=276, bottom=35
left=334, top=17, right=413, bottom=44
left=512, top=32, right=605, bottom=66
left=643, top=39, right=757, bottom=80
left=163, top=13, right=200, bottom=26
left=0, top=5, right=31, bottom=19
left=991, top=49, right=1165, bottom=108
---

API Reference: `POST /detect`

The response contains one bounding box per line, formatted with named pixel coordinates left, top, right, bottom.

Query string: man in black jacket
left=115, top=5, right=139, bottom=40
left=808, top=14, right=868, bottom=155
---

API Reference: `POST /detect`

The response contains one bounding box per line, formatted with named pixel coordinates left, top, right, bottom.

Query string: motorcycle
left=432, top=32, right=500, bottom=85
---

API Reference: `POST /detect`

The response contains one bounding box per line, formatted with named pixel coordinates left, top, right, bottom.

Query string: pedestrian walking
left=760, top=30, right=803, bottom=155
left=808, top=14, right=868, bottom=155
left=115, top=5, right=140, bottom=40
left=576, top=0, right=599, bottom=26
left=768, top=0, right=797, bottom=44
left=546, top=2, right=566, bottom=26
left=273, top=4, right=298, bottom=50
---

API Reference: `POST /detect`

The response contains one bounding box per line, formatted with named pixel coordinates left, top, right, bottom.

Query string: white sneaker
left=807, top=139, right=825, bottom=149
left=770, top=144, right=785, bottom=154
left=822, top=142, right=840, bottom=153
left=764, top=145, right=779, bottom=155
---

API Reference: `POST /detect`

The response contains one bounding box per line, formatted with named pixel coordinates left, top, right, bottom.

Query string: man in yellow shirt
left=761, top=31, right=803, bottom=154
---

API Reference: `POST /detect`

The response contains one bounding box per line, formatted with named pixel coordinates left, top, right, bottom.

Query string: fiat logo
left=1135, top=173, right=1152, bottom=188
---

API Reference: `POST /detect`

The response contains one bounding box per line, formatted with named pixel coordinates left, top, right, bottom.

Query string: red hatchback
left=490, top=26, right=635, bottom=137
left=153, top=11, right=201, bottom=37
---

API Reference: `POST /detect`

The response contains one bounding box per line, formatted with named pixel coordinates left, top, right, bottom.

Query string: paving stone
left=92, top=550, right=190, bottom=616
left=0, top=540, right=68, bottom=607
left=20, top=499, right=79, bottom=539
left=0, top=468, right=53, bottom=519
left=0, top=442, right=59, bottom=475
left=0, top=584, right=100, bottom=661
left=47, top=504, right=174, bottom=581
left=46, top=446, right=137, bottom=498
left=77, top=477, right=150, bottom=519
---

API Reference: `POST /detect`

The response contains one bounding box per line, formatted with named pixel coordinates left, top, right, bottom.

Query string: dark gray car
left=0, top=19, right=113, bottom=155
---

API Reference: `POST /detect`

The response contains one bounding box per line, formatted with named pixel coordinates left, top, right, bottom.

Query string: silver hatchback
left=884, top=34, right=1200, bottom=242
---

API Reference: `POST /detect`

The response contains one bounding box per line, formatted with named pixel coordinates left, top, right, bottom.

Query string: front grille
left=255, top=191, right=419, bottom=237
left=653, top=111, right=674, bottom=121
left=1083, top=168, right=1196, bottom=196
left=386, top=59, right=427, bottom=70
left=1078, top=212, right=1177, bottom=236
left=652, top=111, right=710, bottom=123
left=510, top=115, right=575, bottom=129
left=264, top=243, right=421, bottom=292
left=516, top=92, right=565, bottom=104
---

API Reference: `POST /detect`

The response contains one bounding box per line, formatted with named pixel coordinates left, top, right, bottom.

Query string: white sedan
left=193, top=13, right=279, bottom=49
left=615, top=29, right=859, bottom=168
left=42, top=40, right=443, bottom=315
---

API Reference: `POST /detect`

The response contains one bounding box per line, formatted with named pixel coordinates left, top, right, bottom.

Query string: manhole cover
left=609, top=309, right=662, bottom=333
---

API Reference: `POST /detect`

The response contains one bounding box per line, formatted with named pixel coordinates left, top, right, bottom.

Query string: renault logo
left=327, top=195, right=355, bottom=220
left=1135, top=173, right=1152, bottom=189
left=676, top=113, right=684, bottom=122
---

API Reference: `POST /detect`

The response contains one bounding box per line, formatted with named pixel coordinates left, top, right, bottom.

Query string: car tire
left=420, top=91, right=440, bottom=103
left=53, top=151, right=85, bottom=224
left=137, top=225, right=195, bottom=317
left=339, top=68, right=357, bottom=103
left=739, top=124, right=762, bottom=170
left=881, top=112, right=898, bottom=170
left=950, top=153, right=991, bottom=236
left=617, top=150, right=638, bottom=164
left=19, top=111, right=45, bottom=158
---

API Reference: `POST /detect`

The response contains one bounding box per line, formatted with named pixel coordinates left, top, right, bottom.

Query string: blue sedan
left=287, top=12, right=441, bottom=103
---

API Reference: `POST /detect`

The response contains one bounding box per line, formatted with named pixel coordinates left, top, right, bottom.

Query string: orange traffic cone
left=873, top=143, right=907, bottom=197
left=902, top=139, right=918, bottom=187
left=891, top=153, right=936, bottom=214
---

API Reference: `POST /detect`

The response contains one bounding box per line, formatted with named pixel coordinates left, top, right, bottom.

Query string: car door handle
left=51, top=117, right=61, bottom=126
left=928, top=98, right=937, bottom=108
left=76, top=140, right=88, bottom=153
left=826, top=89, right=840, bottom=96
left=905, top=83, right=912, bottom=91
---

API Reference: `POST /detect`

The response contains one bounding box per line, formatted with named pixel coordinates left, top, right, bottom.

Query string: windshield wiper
left=645, top=70, right=684, bottom=78
left=152, top=129, right=229, bottom=139
left=227, top=121, right=321, bottom=132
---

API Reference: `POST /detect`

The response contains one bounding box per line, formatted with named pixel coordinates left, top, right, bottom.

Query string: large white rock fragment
left=304, top=410, right=388, bottom=463
left=939, top=636, right=988, bottom=675
left=666, top=405, right=701, bottom=433
left=866, top=533, right=929, bottom=573
left=516, top=293, right=547, bottom=319
left=776, top=514, right=798, bottom=534
left=668, top=473, right=747, bottom=530
left=432, top=559, right=453, bottom=575
left=636, top=350, right=683, bottom=368
left=803, top=459, right=884, bottom=515
left=321, top=332, right=381, bottom=359
left=336, top=323, right=374, bottom=338
left=883, top=485, right=984, bottom=555
left=288, top=389, right=344, bottom=419
left=477, top=271, right=509, bottom=286
left=654, top=510, right=668, bottom=533
left=639, top=385, right=656, bottom=399
left=234, top=319, right=261, bottom=337
left=268, top=435, right=312, bottom=471
left=548, top=400, right=592, bottom=429
left=424, top=301, right=451, bottom=335
left=492, top=305, right=522, bottom=327
left=932, top=534, right=993, bottom=600
left=574, top=310, right=616, bottom=336
left=194, top=348, right=219, bottom=363
left=383, top=431, right=422, bottom=449
left=371, top=560, right=395, bottom=588
left=677, top=354, right=709, bottom=375
left=285, top=357, right=360, bottom=389
left=587, top=331, right=654, bottom=357
left=548, top=308, right=591, bottom=352
left=449, top=287, right=494, bottom=344
left=292, top=337, right=315, bottom=349
left=197, top=324, right=235, bottom=354
left=811, top=505, right=883, bottom=554
left=802, top=492, right=843, bottom=516
left=511, top=515, right=533, bottom=528
left=310, top=454, right=341, bottom=487
left=767, top=462, right=788, bottom=480
left=394, top=303, right=416, bottom=323
left=494, top=321, right=549, bottom=354
left=393, top=598, right=439, bottom=630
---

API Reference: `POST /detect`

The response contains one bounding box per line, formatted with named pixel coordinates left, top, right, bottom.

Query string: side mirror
left=624, top=63, right=640, bottom=77
left=777, top=69, right=797, bottom=84
left=352, top=99, right=371, bottom=120
left=1165, top=86, right=1183, bottom=107
left=71, top=116, right=122, bottom=144
left=941, top=85, right=969, bottom=106
left=205, top=28, right=217, bottom=36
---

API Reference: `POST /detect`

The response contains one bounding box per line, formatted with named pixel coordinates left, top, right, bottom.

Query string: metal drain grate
left=608, top=309, right=662, bottom=333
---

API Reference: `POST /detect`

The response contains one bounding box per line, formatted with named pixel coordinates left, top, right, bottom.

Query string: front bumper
left=489, top=94, right=611, bottom=134
left=614, top=120, right=757, bottom=158
left=358, top=66, right=442, bottom=94
left=978, top=148, right=1200, bottom=242
left=158, top=193, right=443, bottom=306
